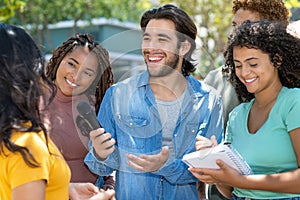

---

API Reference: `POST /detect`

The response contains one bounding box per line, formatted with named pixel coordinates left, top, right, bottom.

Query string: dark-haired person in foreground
left=0, top=23, right=115, bottom=200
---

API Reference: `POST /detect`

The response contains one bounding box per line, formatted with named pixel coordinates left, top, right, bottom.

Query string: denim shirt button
left=129, top=122, right=133, bottom=126
left=191, top=129, right=195, bottom=134
left=193, top=96, right=197, bottom=102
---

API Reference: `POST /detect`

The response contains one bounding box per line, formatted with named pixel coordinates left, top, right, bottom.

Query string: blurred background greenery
left=1, top=0, right=300, bottom=79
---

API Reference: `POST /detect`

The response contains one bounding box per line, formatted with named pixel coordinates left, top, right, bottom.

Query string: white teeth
left=149, top=57, right=161, bottom=61
left=66, top=79, right=77, bottom=87
left=245, top=77, right=256, bottom=83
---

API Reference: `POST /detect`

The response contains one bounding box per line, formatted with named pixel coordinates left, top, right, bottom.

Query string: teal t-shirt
left=225, top=87, right=300, bottom=199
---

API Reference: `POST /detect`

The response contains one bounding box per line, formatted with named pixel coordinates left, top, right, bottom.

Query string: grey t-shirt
left=156, top=90, right=185, bottom=158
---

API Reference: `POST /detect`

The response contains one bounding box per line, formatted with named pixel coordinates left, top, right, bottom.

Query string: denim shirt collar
left=136, top=70, right=209, bottom=99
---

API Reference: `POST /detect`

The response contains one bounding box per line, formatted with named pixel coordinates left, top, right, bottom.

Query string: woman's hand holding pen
left=90, top=128, right=115, bottom=160
left=189, top=135, right=238, bottom=198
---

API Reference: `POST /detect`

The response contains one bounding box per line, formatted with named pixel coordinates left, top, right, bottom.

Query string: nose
left=68, top=69, right=79, bottom=83
left=142, top=37, right=164, bottom=51
left=240, top=66, right=251, bottom=77
left=143, top=40, right=155, bottom=50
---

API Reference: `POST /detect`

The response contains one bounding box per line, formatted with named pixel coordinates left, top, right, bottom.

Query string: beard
left=146, top=52, right=180, bottom=78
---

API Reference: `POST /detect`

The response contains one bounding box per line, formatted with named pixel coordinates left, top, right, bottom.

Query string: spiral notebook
left=183, top=144, right=252, bottom=175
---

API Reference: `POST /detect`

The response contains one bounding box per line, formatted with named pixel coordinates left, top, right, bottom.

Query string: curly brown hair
left=232, top=0, right=289, bottom=25
left=46, top=33, right=114, bottom=114
left=224, top=20, right=300, bottom=102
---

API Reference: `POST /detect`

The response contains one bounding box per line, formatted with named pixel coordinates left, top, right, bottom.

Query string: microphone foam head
left=77, top=101, right=92, bottom=116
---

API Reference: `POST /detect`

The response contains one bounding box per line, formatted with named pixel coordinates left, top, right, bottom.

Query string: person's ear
left=179, top=40, right=191, bottom=56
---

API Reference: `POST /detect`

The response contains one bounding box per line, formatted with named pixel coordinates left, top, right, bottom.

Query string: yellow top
left=0, top=129, right=71, bottom=200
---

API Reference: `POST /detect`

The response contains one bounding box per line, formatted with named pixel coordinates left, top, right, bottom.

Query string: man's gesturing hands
left=126, top=146, right=169, bottom=172
left=91, top=128, right=169, bottom=172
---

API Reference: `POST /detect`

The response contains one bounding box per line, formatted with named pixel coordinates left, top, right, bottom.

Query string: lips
left=244, top=77, right=257, bottom=84
left=65, top=78, right=78, bottom=88
left=148, top=55, right=164, bottom=63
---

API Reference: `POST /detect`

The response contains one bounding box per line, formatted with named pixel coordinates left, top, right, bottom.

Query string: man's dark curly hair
left=223, top=20, right=300, bottom=102
left=232, top=0, right=289, bottom=26
left=46, top=33, right=114, bottom=114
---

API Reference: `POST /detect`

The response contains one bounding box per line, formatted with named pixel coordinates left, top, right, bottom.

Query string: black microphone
left=77, top=101, right=112, bottom=155
left=77, top=101, right=102, bottom=130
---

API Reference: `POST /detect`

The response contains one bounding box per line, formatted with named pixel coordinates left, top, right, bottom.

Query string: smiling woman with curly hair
left=190, top=20, right=300, bottom=200
left=225, top=20, right=300, bottom=102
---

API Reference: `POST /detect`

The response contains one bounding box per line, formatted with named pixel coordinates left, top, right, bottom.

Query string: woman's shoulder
left=230, top=100, right=252, bottom=116
left=281, top=87, right=300, bottom=94
left=279, top=87, right=300, bottom=102
left=11, top=130, right=49, bottom=155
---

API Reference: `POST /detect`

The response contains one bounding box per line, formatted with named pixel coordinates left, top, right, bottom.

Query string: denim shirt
left=85, top=71, right=224, bottom=200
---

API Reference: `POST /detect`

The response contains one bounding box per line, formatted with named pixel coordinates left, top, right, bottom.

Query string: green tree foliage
left=160, top=0, right=300, bottom=77
left=159, top=0, right=232, bottom=77
left=1, top=0, right=299, bottom=76
left=285, top=0, right=300, bottom=9
left=1, top=0, right=151, bottom=52
left=0, top=0, right=25, bottom=21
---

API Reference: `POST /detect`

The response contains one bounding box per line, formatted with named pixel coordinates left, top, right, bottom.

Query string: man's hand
left=90, top=128, right=115, bottom=160
left=126, top=146, right=169, bottom=172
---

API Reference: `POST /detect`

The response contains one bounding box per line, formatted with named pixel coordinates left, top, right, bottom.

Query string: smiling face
left=55, top=46, right=98, bottom=96
left=142, top=19, right=182, bottom=78
left=233, top=46, right=281, bottom=95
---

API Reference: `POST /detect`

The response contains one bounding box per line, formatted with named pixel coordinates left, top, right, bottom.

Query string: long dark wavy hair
left=140, top=4, right=197, bottom=76
left=46, top=33, right=114, bottom=114
left=223, top=20, right=300, bottom=102
left=0, top=23, right=56, bottom=167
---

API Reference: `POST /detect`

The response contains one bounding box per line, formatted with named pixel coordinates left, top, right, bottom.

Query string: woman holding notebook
left=189, top=20, right=300, bottom=199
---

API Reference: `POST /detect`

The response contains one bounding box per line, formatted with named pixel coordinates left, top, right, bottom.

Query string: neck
left=254, top=83, right=282, bottom=108
left=149, top=71, right=187, bottom=101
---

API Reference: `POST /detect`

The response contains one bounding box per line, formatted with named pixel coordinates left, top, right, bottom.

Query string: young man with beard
left=84, top=4, right=223, bottom=199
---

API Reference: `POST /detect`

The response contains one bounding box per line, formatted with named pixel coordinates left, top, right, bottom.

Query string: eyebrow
left=83, top=65, right=97, bottom=74
left=158, top=33, right=172, bottom=40
left=143, top=32, right=172, bottom=40
left=85, top=68, right=97, bottom=74
left=68, top=57, right=97, bottom=74
left=143, top=32, right=150, bottom=37
left=234, top=57, right=258, bottom=63
left=68, top=57, right=79, bottom=64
